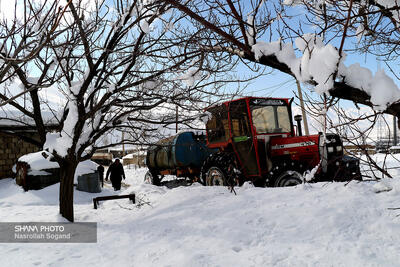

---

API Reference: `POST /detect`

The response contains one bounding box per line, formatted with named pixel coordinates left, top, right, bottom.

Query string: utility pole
left=137, top=146, right=139, bottom=168
left=176, top=105, right=178, bottom=133
left=122, top=131, right=125, bottom=157
left=394, top=116, right=398, bottom=146
left=296, top=80, right=309, bottom=135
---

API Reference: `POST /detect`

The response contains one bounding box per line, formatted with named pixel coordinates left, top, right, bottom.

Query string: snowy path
left=1, top=166, right=400, bottom=266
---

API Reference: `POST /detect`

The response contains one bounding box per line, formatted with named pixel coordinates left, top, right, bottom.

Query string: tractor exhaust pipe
left=294, top=115, right=303, bottom=136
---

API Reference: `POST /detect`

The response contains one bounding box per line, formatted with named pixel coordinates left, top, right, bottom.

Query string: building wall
left=122, top=155, right=146, bottom=167
left=344, top=145, right=376, bottom=155
left=0, top=132, right=40, bottom=179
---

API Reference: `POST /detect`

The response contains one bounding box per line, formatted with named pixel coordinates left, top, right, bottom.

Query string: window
left=229, top=100, right=251, bottom=138
left=206, top=105, right=229, bottom=143
left=251, top=105, right=291, bottom=134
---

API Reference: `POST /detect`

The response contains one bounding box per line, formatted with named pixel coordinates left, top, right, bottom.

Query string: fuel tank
left=146, top=132, right=214, bottom=170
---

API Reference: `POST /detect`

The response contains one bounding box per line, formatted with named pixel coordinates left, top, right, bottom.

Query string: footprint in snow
left=232, top=246, right=242, bottom=252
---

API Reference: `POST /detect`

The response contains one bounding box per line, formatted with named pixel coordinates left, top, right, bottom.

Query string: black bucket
left=77, top=172, right=101, bottom=193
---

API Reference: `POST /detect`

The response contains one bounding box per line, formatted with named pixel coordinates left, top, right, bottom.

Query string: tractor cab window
left=206, top=104, right=229, bottom=143
left=229, top=100, right=251, bottom=138
left=251, top=100, right=291, bottom=134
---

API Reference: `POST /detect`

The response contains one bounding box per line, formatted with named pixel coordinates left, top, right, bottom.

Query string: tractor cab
left=205, top=97, right=294, bottom=181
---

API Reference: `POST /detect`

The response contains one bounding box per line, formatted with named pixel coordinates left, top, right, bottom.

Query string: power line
left=244, top=78, right=296, bottom=96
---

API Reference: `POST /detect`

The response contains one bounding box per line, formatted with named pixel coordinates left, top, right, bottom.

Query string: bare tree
left=0, top=0, right=247, bottom=222
left=0, top=0, right=70, bottom=145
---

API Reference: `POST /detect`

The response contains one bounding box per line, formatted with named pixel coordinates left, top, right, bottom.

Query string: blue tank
left=146, top=132, right=214, bottom=173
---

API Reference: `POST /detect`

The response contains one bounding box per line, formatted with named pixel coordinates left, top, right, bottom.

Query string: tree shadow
left=160, top=178, right=192, bottom=189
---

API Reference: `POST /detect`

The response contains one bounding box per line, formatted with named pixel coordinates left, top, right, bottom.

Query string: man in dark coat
left=97, top=165, right=105, bottom=187
left=105, top=159, right=125, bottom=190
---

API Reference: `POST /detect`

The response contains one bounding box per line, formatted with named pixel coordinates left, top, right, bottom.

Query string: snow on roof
left=122, top=154, right=134, bottom=159
left=18, top=151, right=59, bottom=170
left=122, top=151, right=146, bottom=159
left=17, top=151, right=98, bottom=182
left=0, top=110, right=60, bottom=127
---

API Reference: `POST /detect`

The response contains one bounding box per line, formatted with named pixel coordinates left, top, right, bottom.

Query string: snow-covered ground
left=1, top=159, right=400, bottom=266
left=360, top=153, right=400, bottom=179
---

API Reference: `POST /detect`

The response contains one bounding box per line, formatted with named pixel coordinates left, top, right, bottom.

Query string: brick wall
left=0, top=132, right=40, bottom=179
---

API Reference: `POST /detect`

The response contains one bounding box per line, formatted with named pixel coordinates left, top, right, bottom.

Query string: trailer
left=145, top=131, right=215, bottom=185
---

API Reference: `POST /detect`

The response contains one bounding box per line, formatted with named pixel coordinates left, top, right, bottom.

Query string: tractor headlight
left=336, top=146, right=343, bottom=152
left=327, top=146, right=334, bottom=153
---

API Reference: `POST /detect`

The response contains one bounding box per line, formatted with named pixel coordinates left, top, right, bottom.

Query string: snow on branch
left=375, top=0, right=400, bottom=25
left=283, top=0, right=303, bottom=6
left=177, top=67, right=202, bottom=87
left=251, top=33, right=400, bottom=111
left=43, top=95, right=78, bottom=157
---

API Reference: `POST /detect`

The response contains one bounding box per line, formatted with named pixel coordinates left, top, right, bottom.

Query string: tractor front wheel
left=144, top=170, right=161, bottom=186
left=274, top=170, right=303, bottom=187
left=205, top=166, right=227, bottom=186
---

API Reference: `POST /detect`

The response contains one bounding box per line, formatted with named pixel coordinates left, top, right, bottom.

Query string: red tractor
left=145, top=97, right=361, bottom=187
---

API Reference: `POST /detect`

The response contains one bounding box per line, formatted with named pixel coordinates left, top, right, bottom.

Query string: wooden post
left=296, top=80, right=310, bottom=135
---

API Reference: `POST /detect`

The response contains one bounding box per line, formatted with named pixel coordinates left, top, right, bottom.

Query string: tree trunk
left=59, top=159, right=78, bottom=222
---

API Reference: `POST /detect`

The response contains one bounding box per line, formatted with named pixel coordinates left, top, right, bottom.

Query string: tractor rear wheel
left=274, top=170, right=303, bottom=187
left=201, top=152, right=240, bottom=187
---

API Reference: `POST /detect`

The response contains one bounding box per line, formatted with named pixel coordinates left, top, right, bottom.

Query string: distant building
left=389, top=146, right=400, bottom=154
left=0, top=110, right=59, bottom=179
left=343, top=143, right=376, bottom=155
left=122, top=151, right=146, bottom=167
left=0, top=125, right=42, bottom=179
left=375, top=137, right=400, bottom=153
left=95, top=145, right=147, bottom=161
left=91, top=152, right=113, bottom=166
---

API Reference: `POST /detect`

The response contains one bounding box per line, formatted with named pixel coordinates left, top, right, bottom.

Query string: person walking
left=97, top=165, right=105, bottom=187
left=105, top=159, right=125, bottom=190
